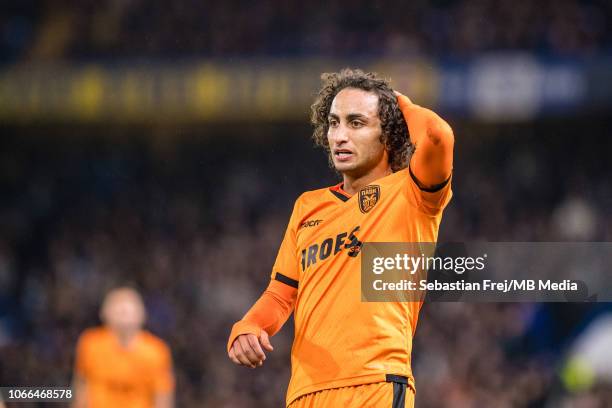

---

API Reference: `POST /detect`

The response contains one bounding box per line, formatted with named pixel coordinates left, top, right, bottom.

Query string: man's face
left=101, top=289, right=145, bottom=333
left=327, top=87, right=387, bottom=178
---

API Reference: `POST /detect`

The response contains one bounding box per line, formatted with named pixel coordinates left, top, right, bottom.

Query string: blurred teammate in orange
left=227, top=68, right=454, bottom=407
left=72, top=287, right=175, bottom=408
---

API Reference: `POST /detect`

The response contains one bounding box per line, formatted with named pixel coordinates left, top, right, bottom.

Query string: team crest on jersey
left=358, top=185, right=380, bottom=213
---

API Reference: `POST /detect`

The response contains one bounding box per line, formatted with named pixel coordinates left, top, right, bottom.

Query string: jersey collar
left=329, top=182, right=351, bottom=202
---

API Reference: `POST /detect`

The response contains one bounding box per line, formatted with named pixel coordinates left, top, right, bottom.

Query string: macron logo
left=300, top=219, right=323, bottom=229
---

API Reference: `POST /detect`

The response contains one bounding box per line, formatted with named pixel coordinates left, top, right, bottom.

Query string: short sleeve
left=270, top=196, right=301, bottom=288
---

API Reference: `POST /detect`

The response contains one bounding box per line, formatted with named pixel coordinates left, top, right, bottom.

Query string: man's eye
left=351, top=121, right=363, bottom=127
left=329, top=119, right=338, bottom=127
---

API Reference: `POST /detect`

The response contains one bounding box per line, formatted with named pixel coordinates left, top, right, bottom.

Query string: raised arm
left=396, top=92, right=454, bottom=190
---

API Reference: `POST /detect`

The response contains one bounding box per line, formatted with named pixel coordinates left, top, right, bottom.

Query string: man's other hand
left=228, top=331, right=274, bottom=368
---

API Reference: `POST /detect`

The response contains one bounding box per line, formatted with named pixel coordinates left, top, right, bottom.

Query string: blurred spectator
left=553, top=196, right=598, bottom=240
left=1, top=0, right=611, bottom=62
left=562, top=313, right=612, bottom=389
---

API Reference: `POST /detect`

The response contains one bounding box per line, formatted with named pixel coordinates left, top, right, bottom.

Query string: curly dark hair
left=310, top=68, right=412, bottom=172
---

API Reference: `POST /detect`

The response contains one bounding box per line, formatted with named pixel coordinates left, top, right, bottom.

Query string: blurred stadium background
left=1, top=0, right=612, bottom=406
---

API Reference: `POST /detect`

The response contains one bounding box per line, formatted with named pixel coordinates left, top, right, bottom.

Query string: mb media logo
left=300, top=219, right=323, bottom=229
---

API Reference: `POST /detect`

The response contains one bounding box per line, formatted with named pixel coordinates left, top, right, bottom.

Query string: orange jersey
left=273, top=167, right=452, bottom=406
left=74, top=327, right=174, bottom=408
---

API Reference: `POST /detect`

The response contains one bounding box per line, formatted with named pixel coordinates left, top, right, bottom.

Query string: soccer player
left=227, top=68, right=454, bottom=407
left=72, top=287, right=175, bottom=408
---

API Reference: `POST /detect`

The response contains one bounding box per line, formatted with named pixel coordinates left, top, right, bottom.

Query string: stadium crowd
left=1, top=0, right=612, bottom=61
left=0, top=119, right=610, bottom=407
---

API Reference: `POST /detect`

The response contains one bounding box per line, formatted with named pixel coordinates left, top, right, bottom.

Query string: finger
left=228, top=347, right=241, bottom=365
left=241, top=334, right=263, bottom=365
left=238, top=335, right=261, bottom=366
left=246, top=333, right=266, bottom=361
left=233, top=338, right=255, bottom=368
left=260, top=330, right=274, bottom=352
left=232, top=340, right=250, bottom=367
left=394, top=91, right=412, bottom=105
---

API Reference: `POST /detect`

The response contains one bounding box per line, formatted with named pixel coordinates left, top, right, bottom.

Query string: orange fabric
left=75, top=327, right=174, bottom=408
left=329, top=182, right=352, bottom=199
left=288, top=381, right=415, bottom=408
left=227, top=279, right=297, bottom=352
left=284, top=167, right=451, bottom=406
left=229, top=105, right=453, bottom=407
left=397, top=95, right=454, bottom=188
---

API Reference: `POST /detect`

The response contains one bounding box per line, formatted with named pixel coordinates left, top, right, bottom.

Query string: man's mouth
left=334, top=149, right=353, bottom=161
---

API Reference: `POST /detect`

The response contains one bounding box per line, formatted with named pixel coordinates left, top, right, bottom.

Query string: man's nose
left=332, top=124, right=350, bottom=143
